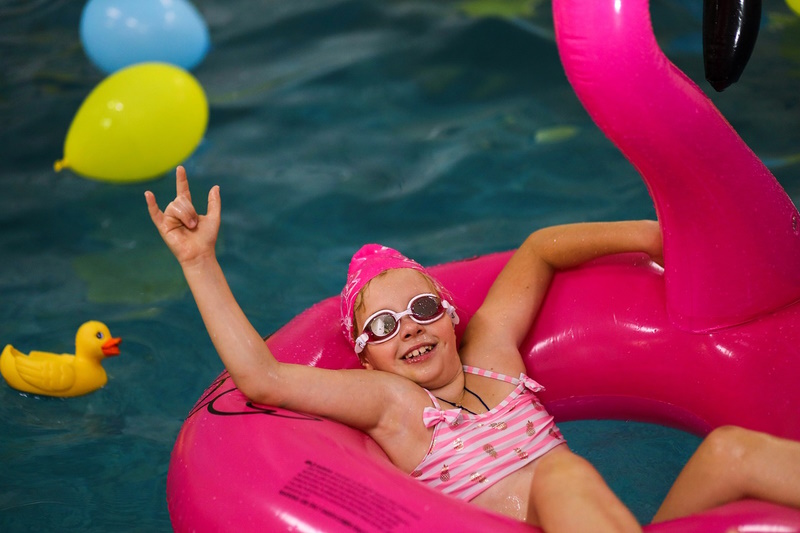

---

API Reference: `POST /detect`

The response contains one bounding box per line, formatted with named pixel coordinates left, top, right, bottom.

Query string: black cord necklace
left=435, top=386, right=490, bottom=415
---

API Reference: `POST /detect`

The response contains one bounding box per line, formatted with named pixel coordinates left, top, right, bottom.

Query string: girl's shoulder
left=459, top=340, right=526, bottom=377
left=366, top=368, right=438, bottom=409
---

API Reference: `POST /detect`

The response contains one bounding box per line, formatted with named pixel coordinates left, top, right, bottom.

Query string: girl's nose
left=400, top=317, right=424, bottom=339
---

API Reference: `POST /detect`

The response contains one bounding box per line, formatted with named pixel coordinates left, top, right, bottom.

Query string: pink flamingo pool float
left=166, top=1, right=800, bottom=531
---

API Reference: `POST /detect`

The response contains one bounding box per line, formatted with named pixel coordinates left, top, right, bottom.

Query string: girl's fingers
left=207, top=185, right=221, bottom=222
left=165, top=196, right=199, bottom=229
left=175, top=166, right=192, bottom=203
left=144, top=191, right=163, bottom=225
left=147, top=168, right=210, bottom=233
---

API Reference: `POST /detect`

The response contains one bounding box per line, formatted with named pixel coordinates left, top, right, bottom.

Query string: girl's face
left=355, top=269, right=459, bottom=387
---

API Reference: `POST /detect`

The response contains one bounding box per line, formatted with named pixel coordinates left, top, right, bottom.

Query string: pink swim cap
left=340, top=244, right=447, bottom=347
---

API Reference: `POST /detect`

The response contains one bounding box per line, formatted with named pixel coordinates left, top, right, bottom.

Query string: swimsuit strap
left=462, top=365, right=519, bottom=385
left=422, top=388, right=442, bottom=410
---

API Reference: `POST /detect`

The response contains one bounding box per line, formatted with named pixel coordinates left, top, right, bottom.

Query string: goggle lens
left=367, top=314, right=397, bottom=337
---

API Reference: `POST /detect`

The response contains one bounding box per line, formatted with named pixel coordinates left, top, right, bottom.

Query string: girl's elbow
left=231, top=374, right=279, bottom=406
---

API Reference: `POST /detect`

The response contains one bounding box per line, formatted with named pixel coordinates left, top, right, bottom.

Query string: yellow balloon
left=788, top=0, right=800, bottom=16
left=55, top=62, right=208, bottom=183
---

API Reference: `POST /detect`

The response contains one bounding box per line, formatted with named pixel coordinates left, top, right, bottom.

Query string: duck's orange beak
left=102, top=337, right=122, bottom=356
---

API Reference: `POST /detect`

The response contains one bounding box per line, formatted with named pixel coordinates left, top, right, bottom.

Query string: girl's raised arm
left=145, top=168, right=398, bottom=432
left=461, top=221, right=662, bottom=367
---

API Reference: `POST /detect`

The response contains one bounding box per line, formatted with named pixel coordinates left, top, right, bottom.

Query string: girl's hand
left=145, top=166, right=221, bottom=267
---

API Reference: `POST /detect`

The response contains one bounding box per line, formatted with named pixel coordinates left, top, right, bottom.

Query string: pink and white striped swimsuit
left=410, top=365, right=565, bottom=501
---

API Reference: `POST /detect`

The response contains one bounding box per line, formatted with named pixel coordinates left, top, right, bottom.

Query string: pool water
left=2, top=0, right=799, bottom=529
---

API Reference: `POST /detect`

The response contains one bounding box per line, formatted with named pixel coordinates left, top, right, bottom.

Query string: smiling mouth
left=402, top=344, right=434, bottom=361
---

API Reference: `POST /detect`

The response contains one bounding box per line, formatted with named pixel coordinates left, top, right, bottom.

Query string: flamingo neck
left=552, top=0, right=800, bottom=331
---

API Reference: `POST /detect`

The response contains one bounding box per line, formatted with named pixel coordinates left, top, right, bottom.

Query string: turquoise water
left=2, top=0, right=799, bottom=529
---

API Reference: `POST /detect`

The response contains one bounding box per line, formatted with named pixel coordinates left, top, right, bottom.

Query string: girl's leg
left=530, top=447, right=642, bottom=533
left=653, top=425, right=800, bottom=523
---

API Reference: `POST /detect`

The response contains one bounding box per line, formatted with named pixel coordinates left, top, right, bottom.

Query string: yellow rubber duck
left=1, top=321, right=121, bottom=397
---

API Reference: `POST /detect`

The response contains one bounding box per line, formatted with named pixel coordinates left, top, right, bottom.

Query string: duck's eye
left=96, top=332, right=104, bottom=339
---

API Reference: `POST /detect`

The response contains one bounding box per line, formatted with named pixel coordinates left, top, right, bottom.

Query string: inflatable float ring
left=167, top=1, right=800, bottom=531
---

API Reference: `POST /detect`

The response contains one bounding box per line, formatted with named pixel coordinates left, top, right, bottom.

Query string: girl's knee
left=699, top=425, right=756, bottom=466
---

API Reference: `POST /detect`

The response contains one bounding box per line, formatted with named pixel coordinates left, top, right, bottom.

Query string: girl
left=146, top=167, right=800, bottom=532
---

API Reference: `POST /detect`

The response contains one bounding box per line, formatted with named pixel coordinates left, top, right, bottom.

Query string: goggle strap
left=442, top=299, right=460, bottom=325
left=355, top=333, right=368, bottom=354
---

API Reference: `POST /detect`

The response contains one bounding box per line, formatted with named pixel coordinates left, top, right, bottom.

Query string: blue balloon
left=80, top=0, right=210, bottom=74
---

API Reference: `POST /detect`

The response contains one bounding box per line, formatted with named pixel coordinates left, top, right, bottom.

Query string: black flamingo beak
left=703, top=0, right=762, bottom=92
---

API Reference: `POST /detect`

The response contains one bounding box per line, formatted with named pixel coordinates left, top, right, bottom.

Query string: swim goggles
left=354, top=293, right=459, bottom=354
